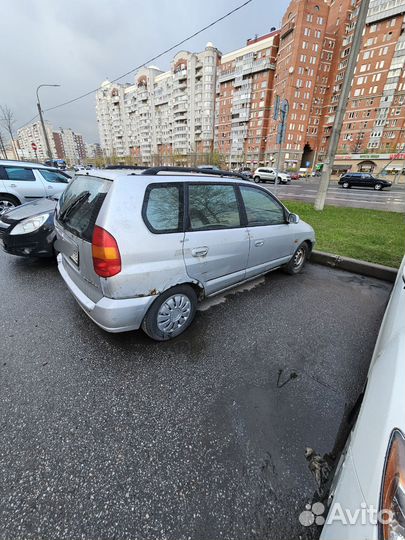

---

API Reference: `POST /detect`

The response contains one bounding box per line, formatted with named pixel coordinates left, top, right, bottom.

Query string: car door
left=239, top=185, right=297, bottom=279
left=363, top=173, right=374, bottom=187
left=182, top=182, right=249, bottom=296
left=1, top=165, right=46, bottom=203
left=267, top=168, right=277, bottom=181
left=36, top=168, right=70, bottom=197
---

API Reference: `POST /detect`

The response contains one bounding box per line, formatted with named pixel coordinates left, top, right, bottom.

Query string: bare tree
left=0, top=128, right=7, bottom=159
left=0, top=105, right=17, bottom=158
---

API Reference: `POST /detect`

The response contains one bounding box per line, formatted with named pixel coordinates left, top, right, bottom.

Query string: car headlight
left=380, top=429, right=405, bottom=539
left=10, top=213, right=50, bottom=235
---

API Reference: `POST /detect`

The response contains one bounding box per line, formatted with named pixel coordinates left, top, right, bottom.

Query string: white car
left=253, top=167, right=290, bottom=184
left=321, top=255, right=405, bottom=539
left=0, top=160, right=71, bottom=216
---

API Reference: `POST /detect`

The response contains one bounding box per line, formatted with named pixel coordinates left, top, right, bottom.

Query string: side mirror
left=288, top=213, right=300, bottom=224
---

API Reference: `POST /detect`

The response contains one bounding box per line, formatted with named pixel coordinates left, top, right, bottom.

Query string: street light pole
left=314, top=0, right=370, bottom=210
left=36, top=84, right=60, bottom=161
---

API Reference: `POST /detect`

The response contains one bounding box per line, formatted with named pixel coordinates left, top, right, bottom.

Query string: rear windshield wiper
left=59, top=191, right=90, bottom=222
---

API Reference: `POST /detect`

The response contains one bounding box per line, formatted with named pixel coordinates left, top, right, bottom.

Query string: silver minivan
left=55, top=168, right=315, bottom=341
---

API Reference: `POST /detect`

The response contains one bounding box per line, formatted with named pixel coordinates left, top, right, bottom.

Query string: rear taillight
left=92, top=225, right=121, bottom=278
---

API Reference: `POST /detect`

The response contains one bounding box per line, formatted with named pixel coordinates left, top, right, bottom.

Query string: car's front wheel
left=285, top=242, right=309, bottom=275
left=142, top=285, right=197, bottom=341
left=253, top=176, right=261, bottom=183
left=342, top=181, right=350, bottom=188
left=374, top=183, right=382, bottom=191
left=0, top=195, right=20, bottom=216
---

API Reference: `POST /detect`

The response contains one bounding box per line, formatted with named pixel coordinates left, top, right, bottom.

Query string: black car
left=338, top=172, right=392, bottom=190
left=0, top=196, right=58, bottom=258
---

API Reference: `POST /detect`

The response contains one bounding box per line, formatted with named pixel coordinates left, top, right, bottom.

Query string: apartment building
left=96, top=43, right=220, bottom=163
left=337, top=0, right=405, bottom=162
left=18, top=122, right=87, bottom=164
left=266, top=0, right=331, bottom=170
left=214, top=31, right=279, bottom=167
left=17, top=121, right=57, bottom=161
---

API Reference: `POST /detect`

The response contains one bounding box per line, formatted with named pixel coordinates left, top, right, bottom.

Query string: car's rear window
left=57, top=175, right=111, bottom=241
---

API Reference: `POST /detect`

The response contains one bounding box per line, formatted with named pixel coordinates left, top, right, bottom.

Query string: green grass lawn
left=281, top=200, right=405, bottom=268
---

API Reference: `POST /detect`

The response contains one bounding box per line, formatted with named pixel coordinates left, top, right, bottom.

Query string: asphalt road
left=0, top=252, right=392, bottom=540
left=265, top=180, right=405, bottom=212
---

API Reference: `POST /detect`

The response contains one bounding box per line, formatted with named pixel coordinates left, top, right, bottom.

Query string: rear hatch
left=55, top=175, right=111, bottom=302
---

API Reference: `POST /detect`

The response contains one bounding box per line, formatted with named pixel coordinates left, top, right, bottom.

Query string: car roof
left=0, top=159, right=56, bottom=170
left=79, top=170, right=254, bottom=185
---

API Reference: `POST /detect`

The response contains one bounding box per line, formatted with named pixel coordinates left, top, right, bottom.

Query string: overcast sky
left=1, top=0, right=289, bottom=144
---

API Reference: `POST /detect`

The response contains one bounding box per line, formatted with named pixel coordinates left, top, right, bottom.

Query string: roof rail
left=105, top=165, right=146, bottom=170
left=140, top=166, right=250, bottom=181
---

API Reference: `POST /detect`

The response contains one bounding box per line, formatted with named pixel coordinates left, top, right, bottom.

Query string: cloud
left=1, top=0, right=287, bottom=143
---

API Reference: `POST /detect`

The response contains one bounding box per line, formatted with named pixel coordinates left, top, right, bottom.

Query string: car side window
left=144, top=184, right=182, bottom=233
left=4, top=167, right=35, bottom=181
left=188, top=184, right=241, bottom=231
left=240, top=186, right=285, bottom=226
left=38, top=169, right=69, bottom=184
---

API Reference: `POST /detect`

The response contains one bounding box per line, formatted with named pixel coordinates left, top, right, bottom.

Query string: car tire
left=342, top=181, right=350, bottom=188
left=284, top=242, right=309, bottom=275
left=142, top=285, right=197, bottom=341
left=0, top=194, right=20, bottom=216
left=253, top=176, right=261, bottom=183
left=374, top=183, right=382, bottom=191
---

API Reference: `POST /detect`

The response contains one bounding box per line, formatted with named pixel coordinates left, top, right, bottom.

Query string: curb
left=311, top=250, right=398, bottom=283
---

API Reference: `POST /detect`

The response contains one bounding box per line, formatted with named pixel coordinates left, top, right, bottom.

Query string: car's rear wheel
left=142, top=285, right=197, bottom=341
left=0, top=195, right=20, bottom=216
left=342, top=181, right=350, bottom=189
left=374, top=183, right=382, bottom=191
left=285, top=242, right=309, bottom=275
left=253, top=176, right=261, bottom=183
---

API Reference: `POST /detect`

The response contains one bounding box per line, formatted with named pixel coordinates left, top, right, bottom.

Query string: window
left=188, top=184, right=240, bottom=230
left=240, top=187, right=285, bottom=226
left=38, top=169, right=69, bottom=183
left=144, top=185, right=181, bottom=233
left=4, top=167, right=35, bottom=181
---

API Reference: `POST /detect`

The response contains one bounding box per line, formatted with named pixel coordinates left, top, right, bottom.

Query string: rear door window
left=57, top=176, right=111, bottom=241
left=38, top=169, right=70, bottom=183
left=4, top=167, right=36, bottom=181
left=188, top=184, right=241, bottom=231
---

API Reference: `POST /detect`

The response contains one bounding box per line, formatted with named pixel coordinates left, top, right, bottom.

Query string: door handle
left=254, top=240, right=264, bottom=247
left=47, top=186, right=53, bottom=189
left=191, top=247, right=208, bottom=257
left=10, top=183, right=17, bottom=188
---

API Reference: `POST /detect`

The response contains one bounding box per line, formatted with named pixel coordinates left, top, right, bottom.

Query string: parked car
left=0, top=160, right=71, bottom=216
left=321, top=255, right=405, bottom=539
left=73, top=165, right=86, bottom=172
left=0, top=195, right=58, bottom=257
left=290, top=172, right=300, bottom=180
left=44, top=159, right=67, bottom=170
left=55, top=167, right=315, bottom=341
left=238, top=167, right=253, bottom=179
left=338, top=172, right=392, bottom=190
left=197, top=165, right=221, bottom=171
left=298, top=168, right=309, bottom=178
left=253, top=167, right=290, bottom=184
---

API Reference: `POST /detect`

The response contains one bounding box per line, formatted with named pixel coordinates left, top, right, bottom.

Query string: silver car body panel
left=56, top=172, right=315, bottom=332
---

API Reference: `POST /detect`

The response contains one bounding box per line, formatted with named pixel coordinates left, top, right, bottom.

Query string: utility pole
left=36, top=84, right=60, bottom=161
left=274, top=97, right=289, bottom=195
left=314, top=0, right=371, bottom=210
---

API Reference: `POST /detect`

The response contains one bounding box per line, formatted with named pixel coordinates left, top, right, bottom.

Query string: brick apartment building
left=95, top=0, right=405, bottom=172
left=214, top=31, right=279, bottom=167
left=338, top=0, right=405, bottom=166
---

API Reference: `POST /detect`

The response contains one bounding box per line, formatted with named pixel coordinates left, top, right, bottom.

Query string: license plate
left=70, top=250, right=79, bottom=266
